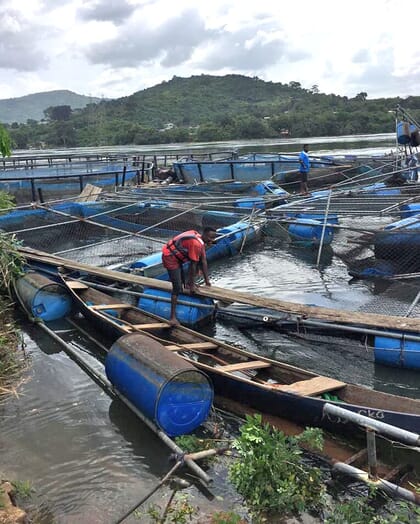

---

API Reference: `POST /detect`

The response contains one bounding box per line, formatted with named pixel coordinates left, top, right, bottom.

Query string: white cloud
left=0, top=0, right=417, bottom=100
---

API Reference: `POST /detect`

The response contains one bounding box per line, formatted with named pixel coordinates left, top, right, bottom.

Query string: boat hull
left=207, top=371, right=419, bottom=434
left=71, top=290, right=420, bottom=436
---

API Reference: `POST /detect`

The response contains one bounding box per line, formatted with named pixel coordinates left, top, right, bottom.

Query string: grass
left=0, top=299, right=27, bottom=401
left=10, top=480, right=33, bottom=499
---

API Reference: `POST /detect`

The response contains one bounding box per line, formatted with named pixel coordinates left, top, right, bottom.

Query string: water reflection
left=0, top=323, right=176, bottom=523
left=210, top=233, right=420, bottom=401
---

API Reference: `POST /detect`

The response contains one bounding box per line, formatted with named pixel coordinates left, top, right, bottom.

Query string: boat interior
left=64, top=278, right=420, bottom=415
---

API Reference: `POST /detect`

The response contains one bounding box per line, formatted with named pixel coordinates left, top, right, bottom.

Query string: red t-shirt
left=162, top=231, right=205, bottom=269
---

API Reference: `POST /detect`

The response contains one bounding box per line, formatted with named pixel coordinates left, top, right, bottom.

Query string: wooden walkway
left=19, top=246, right=420, bottom=333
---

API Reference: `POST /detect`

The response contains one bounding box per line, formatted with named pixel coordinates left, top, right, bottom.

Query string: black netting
left=3, top=198, right=248, bottom=268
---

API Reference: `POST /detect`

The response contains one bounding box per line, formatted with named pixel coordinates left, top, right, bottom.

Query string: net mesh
left=2, top=197, right=249, bottom=268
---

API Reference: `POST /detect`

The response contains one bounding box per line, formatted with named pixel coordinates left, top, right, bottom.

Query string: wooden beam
left=66, top=280, right=89, bottom=290
left=218, top=360, right=271, bottom=372
left=19, top=246, right=420, bottom=333
left=164, top=342, right=218, bottom=351
left=131, top=322, right=170, bottom=330
left=90, top=304, right=132, bottom=310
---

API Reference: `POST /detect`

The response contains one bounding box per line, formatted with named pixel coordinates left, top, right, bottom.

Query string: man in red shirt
left=162, top=227, right=218, bottom=325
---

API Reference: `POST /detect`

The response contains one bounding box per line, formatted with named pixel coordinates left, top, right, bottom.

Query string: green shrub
left=229, top=414, right=325, bottom=517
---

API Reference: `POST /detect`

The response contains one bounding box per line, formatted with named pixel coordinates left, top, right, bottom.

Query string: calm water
left=15, top=132, right=396, bottom=158
left=1, top=135, right=418, bottom=523
left=210, top=235, right=420, bottom=400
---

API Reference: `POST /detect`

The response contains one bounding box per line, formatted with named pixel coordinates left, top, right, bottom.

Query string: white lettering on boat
left=357, top=409, right=385, bottom=419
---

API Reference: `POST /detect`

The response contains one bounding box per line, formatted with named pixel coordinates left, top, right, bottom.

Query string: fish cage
left=0, top=162, right=152, bottom=204
left=0, top=196, right=259, bottom=269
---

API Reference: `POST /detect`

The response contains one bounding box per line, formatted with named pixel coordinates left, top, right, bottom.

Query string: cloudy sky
left=0, top=0, right=418, bottom=101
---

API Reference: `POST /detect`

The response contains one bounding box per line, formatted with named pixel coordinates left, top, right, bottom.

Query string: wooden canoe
left=60, top=274, right=420, bottom=436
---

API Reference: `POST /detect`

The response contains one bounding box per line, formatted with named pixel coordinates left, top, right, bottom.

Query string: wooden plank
left=164, top=342, right=218, bottom=351
left=131, top=322, right=170, bottom=330
left=275, top=376, right=345, bottom=396
left=67, top=280, right=89, bottom=290
left=218, top=360, right=271, bottom=372
left=382, top=464, right=410, bottom=482
left=89, top=304, right=132, bottom=310
left=75, top=183, right=102, bottom=202
left=344, top=448, right=368, bottom=467
left=20, top=247, right=420, bottom=332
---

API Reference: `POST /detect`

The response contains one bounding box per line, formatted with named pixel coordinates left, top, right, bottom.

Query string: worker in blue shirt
left=299, top=144, right=310, bottom=194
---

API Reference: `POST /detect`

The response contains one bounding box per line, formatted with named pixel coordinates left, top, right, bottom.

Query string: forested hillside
left=0, top=90, right=102, bottom=124
left=4, top=75, right=420, bottom=149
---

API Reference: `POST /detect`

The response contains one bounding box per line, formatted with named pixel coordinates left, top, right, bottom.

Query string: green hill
left=0, top=90, right=103, bottom=124
left=5, top=75, right=420, bottom=148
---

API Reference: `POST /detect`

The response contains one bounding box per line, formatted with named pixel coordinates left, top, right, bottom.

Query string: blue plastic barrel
left=363, top=182, right=401, bottom=196
left=294, top=212, right=339, bottom=224
left=130, top=251, right=163, bottom=271
left=400, top=203, right=420, bottom=219
left=397, top=122, right=411, bottom=145
left=374, top=334, right=420, bottom=370
left=384, top=216, right=420, bottom=231
left=15, top=272, right=72, bottom=321
left=139, top=288, right=215, bottom=326
left=234, top=197, right=265, bottom=209
left=288, top=219, right=333, bottom=246
left=255, top=181, right=289, bottom=199
left=310, top=190, right=331, bottom=199
left=105, top=333, right=213, bottom=436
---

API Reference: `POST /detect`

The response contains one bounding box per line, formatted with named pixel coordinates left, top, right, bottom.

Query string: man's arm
left=200, top=255, right=211, bottom=286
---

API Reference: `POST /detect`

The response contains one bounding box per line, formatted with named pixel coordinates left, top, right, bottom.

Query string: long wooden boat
left=60, top=274, right=420, bottom=435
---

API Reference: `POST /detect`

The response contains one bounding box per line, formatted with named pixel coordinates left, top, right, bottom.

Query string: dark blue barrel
left=130, top=252, right=163, bottom=275
left=288, top=219, right=333, bottom=246
left=234, top=197, right=265, bottom=209
left=374, top=334, right=420, bottom=370
left=400, top=203, right=420, bottom=219
left=397, top=122, right=411, bottom=145
left=105, top=333, right=213, bottom=436
left=15, top=272, right=72, bottom=321
left=362, top=182, right=401, bottom=196
left=138, top=288, right=215, bottom=326
left=289, top=212, right=339, bottom=224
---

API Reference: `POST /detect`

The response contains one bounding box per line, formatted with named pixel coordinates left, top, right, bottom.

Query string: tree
left=0, top=125, right=12, bottom=157
left=44, top=105, right=72, bottom=121
left=289, top=81, right=302, bottom=89
left=355, top=92, right=368, bottom=102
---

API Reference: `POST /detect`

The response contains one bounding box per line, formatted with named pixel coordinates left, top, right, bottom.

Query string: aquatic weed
left=11, top=480, right=33, bottom=499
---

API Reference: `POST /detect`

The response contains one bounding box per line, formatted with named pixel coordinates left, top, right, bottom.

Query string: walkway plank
left=21, top=247, right=420, bottom=333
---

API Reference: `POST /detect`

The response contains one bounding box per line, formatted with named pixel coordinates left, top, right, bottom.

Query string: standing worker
left=299, top=144, right=310, bottom=195
left=162, top=227, right=218, bottom=326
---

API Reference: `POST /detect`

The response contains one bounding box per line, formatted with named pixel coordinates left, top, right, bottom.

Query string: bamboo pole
left=316, top=189, right=333, bottom=267
left=37, top=321, right=211, bottom=484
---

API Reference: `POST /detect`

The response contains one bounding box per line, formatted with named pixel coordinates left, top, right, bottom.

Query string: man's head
left=303, top=144, right=309, bottom=152
left=202, top=227, right=218, bottom=245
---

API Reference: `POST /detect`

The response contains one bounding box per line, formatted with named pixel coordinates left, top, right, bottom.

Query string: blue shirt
left=299, top=150, right=310, bottom=173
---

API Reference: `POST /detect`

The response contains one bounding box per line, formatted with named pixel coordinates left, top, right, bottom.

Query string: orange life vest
left=162, top=230, right=203, bottom=263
